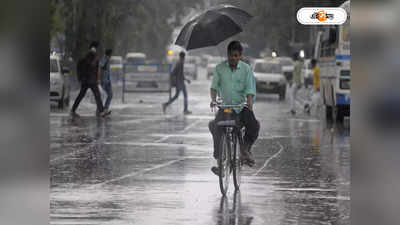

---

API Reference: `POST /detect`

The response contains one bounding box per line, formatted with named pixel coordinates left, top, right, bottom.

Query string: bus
left=314, top=1, right=350, bottom=122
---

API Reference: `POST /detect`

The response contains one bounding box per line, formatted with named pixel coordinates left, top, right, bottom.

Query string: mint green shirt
left=211, top=60, right=256, bottom=113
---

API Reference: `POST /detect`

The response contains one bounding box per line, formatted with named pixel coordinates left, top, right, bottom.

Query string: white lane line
left=275, top=188, right=337, bottom=192
left=50, top=142, right=90, bottom=149
left=261, top=135, right=309, bottom=139
left=252, top=141, right=284, bottom=176
left=104, top=141, right=210, bottom=151
left=155, top=120, right=202, bottom=143
left=290, top=118, right=320, bottom=123
left=155, top=135, right=172, bottom=143
left=92, top=158, right=185, bottom=187
left=185, top=115, right=214, bottom=120
left=50, top=113, right=178, bottom=120
left=50, top=146, right=93, bottom=164
left=315, top=195, right=350, bottom=201
left=51, top=139, right=211, bottom=164
left=182, top=120, right=203, bottom=133
left=112, top=114, right=181, bottom=125
left=50, top=222, right=100, bottom=225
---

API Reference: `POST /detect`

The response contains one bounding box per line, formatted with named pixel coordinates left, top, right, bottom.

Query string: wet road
left=50, top=67, right=350, bottom=225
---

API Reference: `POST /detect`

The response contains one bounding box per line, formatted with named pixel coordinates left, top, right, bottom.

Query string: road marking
left=261, top=135, right=309, bottom=139
left=104, top=141, right=210, bottom=151
left=274, top=188, right=337, bottom=192
left=91, top=155, right=210, bottom=187
left=51, top=141, right=211, bottom=164
left=113, top=117, right=164, bottom=125
left=182, top=120, right=202, bottom=133
left=90, top=157, right=210, bottom=187
left=50, top=113, right=177, bottom=120
left=50, top=221, right=101, bottom=225
left=290, top=118, right=320, bottom=123
left=185, top=115, right=214, bottom=120
left=252, top=141, right=284, bottom=176
left=155, top=120, right=202, bottom=143
left=50, top=145, right=93, bottom=164
left=155, top=136, right=172, bottom=143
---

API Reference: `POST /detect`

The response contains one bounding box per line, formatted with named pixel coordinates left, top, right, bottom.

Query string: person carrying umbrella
left=209, top=41, right=260, bottom=172
left=162, top=51, right=192, bottom=115
left=173, top=5, right=257, bottom=174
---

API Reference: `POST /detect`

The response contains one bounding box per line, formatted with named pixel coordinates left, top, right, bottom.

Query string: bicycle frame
left=214, top=103, right=246, bottom=195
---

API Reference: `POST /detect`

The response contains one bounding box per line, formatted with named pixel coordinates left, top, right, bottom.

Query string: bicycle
left=212, top=103, right=246, bottom=196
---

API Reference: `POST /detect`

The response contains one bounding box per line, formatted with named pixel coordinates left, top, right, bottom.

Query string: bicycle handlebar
left=211, top=102, right=247, bottom=112
left=216, top=104, right=247, bottom=108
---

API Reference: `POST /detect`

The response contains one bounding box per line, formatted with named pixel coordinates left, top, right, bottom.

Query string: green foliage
left=217, top=0, right=347, bottom=57
left=50, top=0, right=347, bottom=59
left=51, top=0, right=202, bottom=60
left=50, top=0, right=64, bottom=39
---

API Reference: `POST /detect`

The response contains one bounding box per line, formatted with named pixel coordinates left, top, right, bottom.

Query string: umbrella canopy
left=175, top=5, right=252, bottom=51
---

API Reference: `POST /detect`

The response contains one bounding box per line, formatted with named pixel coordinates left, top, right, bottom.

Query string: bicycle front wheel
left=233, top=134, right=242, bottom=190
left=218, top=132, right=231, bottom=196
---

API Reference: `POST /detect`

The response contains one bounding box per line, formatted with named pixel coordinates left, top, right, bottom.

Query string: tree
left=51, top=0, right=203, bottom=60
left=213, top=0, right=347, bottom=57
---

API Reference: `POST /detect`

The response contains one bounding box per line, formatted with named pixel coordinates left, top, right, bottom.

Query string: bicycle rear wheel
left=233, top=134, right=242, bottom=190
left=218, top=132, right=231, bottom=196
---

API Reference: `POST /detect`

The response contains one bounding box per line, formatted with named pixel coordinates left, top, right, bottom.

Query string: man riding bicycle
left=209, top=41, right=260, bottom=175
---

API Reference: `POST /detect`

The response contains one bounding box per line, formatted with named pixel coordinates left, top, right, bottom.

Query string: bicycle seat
left=217, top=120, right=237, bottom=127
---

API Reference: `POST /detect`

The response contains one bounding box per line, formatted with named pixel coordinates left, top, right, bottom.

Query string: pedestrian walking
left=162, top=51, right=192, bottom=115
left=290, top=52, right=302, bottom=115
left=99, top=49, right=113, bottom=114
left=304, top=58, right=321, bottom=114
left=70, top=42, right=107, bottom=118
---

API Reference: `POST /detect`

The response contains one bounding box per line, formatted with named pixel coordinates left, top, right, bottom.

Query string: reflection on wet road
left=50, top=69, right=350, bottom=225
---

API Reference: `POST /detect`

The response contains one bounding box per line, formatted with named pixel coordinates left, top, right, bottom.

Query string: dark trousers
left=71, top=83, right=104, bottom=113
left=101, top=82, right=113, bottom=110
left=165, top=84, right=188, bottom=111
left=208, top=107, right=260, bottom=159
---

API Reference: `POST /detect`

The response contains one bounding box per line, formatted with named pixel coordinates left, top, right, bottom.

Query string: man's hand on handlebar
left=210, top=101, right=217, bottom=112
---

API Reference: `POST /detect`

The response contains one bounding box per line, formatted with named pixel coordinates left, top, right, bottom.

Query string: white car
left=50, top=55, right=70, bottom=108
left=125, top=52, right=146, bottom=64
left=276, top=57, right=294, bottom=82
left=252, top=59, right=287, bottom=100
left=110, top=56, right=123, bottom=81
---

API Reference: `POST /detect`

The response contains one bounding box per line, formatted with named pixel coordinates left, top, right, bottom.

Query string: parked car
left=50, top=54, right=71, bottom=108
left=252, top=59, right=287, bottom=100
left=276, top=57, right=294, bottom=82
left=110, top=56, right=123, bottom=81
left=125, top=52, right=146, bottom=64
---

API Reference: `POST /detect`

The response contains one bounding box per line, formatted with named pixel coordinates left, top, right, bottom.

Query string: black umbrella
left=175, top=5, right=253, bottom=51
